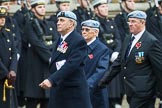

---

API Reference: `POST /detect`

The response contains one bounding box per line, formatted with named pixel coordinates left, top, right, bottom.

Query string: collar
left=87, top=37, right=96, bottom=45
left=130, top=28, right=145, bottom=51
left=61, top=30, right=73, bottom=41
left=132, top=28, right=145, bottom=40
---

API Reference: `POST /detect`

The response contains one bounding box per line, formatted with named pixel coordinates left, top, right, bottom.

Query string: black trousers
left=127, top=96, right=155, bottom=108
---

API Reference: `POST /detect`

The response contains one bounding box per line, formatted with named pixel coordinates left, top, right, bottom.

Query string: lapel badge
left=57, top=41, right=68, bottom=53
left=88, top=54, right=94, bottom=59
left=135, top=42, right=141, bottom=49
left=135, top=52, right=144, bottom=64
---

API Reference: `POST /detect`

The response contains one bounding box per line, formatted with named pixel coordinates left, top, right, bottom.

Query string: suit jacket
left=101, top=30, right=162, bottom=98
left=48, top=30, right=92, bottom=108
left=84, top=38, right=109, bottom=108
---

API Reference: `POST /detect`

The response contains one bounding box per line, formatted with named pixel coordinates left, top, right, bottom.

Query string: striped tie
left=125, top=36, right=135, bottom=60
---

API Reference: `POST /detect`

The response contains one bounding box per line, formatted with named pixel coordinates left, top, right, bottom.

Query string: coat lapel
left=126, top=31, right=147, bottom=62
left=121, top=36, right=131, bottom=62
left=88, top=39, right=98, bottom=54
left=50, top=31, right=74, bottom=64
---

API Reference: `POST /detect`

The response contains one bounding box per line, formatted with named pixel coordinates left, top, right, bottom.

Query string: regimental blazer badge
left=57, top=41, right=68, bottom=53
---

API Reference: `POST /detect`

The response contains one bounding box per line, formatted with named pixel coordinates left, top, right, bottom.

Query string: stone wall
left=8, top=2, right=154, bottom=18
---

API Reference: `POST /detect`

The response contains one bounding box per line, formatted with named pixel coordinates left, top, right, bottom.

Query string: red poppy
left=88, top=54, right=93, bottom=59
left=135, top=42, right=141, bottom=49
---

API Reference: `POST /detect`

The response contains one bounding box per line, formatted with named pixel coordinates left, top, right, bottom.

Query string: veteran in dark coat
left=0, top=6, right=18, bottom=108
left=81, top=20, right=110, bottom=108
left=99, top=10, right=162, bottom=108
left=40, top=11, right=92, bottom=108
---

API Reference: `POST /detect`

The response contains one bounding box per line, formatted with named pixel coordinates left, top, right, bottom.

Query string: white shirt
left=61, top=30, right=73, bottom=42
left=87, top=37, right=96, bottom=45
left=129, top=28, right=145, bottom=54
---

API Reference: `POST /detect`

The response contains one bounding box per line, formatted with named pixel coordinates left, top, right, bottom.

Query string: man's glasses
left=81, top=28, right=91, bottom=32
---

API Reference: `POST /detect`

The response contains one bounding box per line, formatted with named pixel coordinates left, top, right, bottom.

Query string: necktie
left=58, top=37, right=63, bottom=46
left=125, top=36, right=135, bottom=60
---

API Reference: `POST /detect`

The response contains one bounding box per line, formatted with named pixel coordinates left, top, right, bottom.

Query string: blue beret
left=81, top=20, right=100, bottom=28
left=127, top=10, right=147, bottom=19
left=57, top=11, right=77, bottom=21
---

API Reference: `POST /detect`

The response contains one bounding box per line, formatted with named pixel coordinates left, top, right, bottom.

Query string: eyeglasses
left=81, top=28, right=91, bottom=32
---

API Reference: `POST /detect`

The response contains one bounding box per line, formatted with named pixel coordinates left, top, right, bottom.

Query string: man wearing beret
left=40, top=11, right=92, bottom=108
left=99, top=10, right=162, bottom=108
left=0, top=6, right=18, bottom=108
left=81, top=19, right=110, bottom=108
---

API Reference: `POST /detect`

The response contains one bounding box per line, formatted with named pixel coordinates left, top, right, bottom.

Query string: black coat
left=0, top=27, right=18, bottom=108
left=17, top=18, right=58, bottom=98
left=73, top=7, right=94, bottom=34
left=114, top=11, right=130, bottom=42
left=5, top=16, right=22, bottom=54
left=96, top=16, right=121, bottom=54
left=48, top=30, right=92, bottom=108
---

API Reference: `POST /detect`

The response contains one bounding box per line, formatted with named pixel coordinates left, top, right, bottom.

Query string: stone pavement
left=19, top=96, right=160, bottom=108
left=122, top=95, right=160, bottom=108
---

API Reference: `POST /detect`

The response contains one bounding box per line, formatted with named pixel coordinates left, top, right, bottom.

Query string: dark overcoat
left=18, top=18, right=58, bottom=98
left=0, top=27, right=18, bottom=108
left=48, top=30, right=92, bottom=108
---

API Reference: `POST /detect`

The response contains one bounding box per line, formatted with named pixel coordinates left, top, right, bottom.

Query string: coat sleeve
left=87, top=49, right=109, bottom=88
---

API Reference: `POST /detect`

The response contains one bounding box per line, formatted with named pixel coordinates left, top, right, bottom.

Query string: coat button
left=13, top=33, right=16, bottom=37
left=124, top=67, right=126, bottom=69
left=7, top=39, right=10, bottom=42
left=9, top=57, right=12, bottom=60
left=9, top=48, right=12, bottom=51
left=28, top=43, right=31, bottom=47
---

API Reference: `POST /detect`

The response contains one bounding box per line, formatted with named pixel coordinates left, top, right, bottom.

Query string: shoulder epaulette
left=5, top=28, right=10, bottom=32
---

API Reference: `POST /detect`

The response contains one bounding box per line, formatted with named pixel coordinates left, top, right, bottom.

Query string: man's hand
left=7, top=71, right=16, bottom=85
left=39, top=79, right=52, bottom=89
